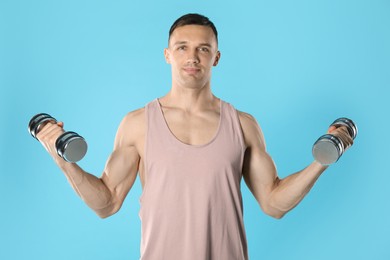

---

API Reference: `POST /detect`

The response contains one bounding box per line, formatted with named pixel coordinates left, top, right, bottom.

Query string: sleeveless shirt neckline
left=155, top=98, right=223, bottom=148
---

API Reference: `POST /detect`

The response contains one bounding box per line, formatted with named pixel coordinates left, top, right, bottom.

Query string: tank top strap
left=145, top=99, right=166, bottom=134
left=219, top=100, right=247, bottom=152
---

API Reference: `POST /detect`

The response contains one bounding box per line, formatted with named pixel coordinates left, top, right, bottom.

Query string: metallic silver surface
left=62, top=136, right=88, bottom=163
left=55, top=131, right=76, bottom=155
left=56, top=131, right=88, bottom=162
left=28, top=113, right=57, bottom=139
left=313, top=135, right=343, bottom=165
left=29, top=113, right=88, bottom=162
left=312, top=117, right=358, bottom=165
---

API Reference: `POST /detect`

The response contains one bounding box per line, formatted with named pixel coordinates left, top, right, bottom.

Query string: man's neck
left=161, top=82, right=218, bottom=112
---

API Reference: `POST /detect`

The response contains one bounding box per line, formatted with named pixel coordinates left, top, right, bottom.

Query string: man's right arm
left=36, top=109, right=144, bottom=218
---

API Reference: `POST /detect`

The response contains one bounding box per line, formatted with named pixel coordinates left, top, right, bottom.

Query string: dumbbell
left=28, top=113, right=88, bottom=163
left=312, top=117, right=357, bottom=165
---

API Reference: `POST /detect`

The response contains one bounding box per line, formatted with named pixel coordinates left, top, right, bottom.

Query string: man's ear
left=164, top=48, right=171, bottom=64
left=213, top=51, right=221, bottom=66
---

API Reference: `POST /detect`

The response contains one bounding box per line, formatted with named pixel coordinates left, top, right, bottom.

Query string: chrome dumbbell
left=28, top=113, right=88, bottom=163
left=312, top=117, right=357, bottom=165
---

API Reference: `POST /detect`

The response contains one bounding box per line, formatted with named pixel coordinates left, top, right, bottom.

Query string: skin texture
left=36, top=24, right=353, bottom=219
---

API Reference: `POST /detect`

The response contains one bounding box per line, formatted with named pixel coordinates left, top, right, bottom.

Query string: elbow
left=96, top=211, right=112, bottom=219
left=264, top=208, right=287, bottom=219
left=268, top=211, right=286, bottom=219
left=262, top=203, right=288, bottom=219
left=265, top=194, right=295, bottom=219
left=94, top=203, right=121, bottom=219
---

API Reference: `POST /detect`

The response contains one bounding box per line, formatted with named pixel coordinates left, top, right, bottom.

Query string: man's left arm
left=239, top=112, right=353, bottom=219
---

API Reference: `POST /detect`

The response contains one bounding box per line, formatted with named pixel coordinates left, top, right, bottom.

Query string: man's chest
left=163, top=110, right=220, bottom=146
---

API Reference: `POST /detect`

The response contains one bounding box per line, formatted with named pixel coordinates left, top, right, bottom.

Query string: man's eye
left=178, top=46, right=186, bottom=50
left=200, top=47, right=209, bottom=52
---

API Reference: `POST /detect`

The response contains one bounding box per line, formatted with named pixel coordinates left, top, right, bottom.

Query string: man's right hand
left=327, top=125, right=354, bottom=151
left=36, top=121, right=65, bottom=162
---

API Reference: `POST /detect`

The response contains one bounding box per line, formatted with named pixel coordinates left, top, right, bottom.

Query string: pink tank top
left=139, top=99, right=248, bottom=260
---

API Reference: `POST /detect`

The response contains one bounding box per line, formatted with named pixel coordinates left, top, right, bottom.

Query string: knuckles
left=330, top=126, right=354, bottom=148
left=36, top=124, right=64, bottom=144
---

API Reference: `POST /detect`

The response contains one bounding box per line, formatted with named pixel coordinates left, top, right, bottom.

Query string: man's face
left=164, top=25, right=220, bottom=89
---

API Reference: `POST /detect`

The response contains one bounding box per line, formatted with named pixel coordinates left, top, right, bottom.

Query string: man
left=37, top=13, right=353, bottom=260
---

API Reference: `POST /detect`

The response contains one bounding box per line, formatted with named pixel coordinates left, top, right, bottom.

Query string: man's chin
left=181, top=80, right=209, bottom=90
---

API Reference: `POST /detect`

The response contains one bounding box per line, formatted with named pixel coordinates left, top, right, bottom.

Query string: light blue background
left=1, top=0, right=389, bottom=259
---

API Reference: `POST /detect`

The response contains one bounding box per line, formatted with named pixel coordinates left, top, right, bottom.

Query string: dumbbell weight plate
left=56, top=132, right=88, bottom=163
left=28, top=113, right=57, bottom=139
left=55, top=131, right=76, bottom=155
left=312, top=134, right=344, bottom=165
left=62, top=137, right=88, bottom=163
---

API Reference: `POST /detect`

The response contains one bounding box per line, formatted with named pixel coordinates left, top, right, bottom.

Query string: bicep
left=239, top=112, right=279, bottom=208
left=243, top=145, right=278, bottom=207
left=100, top=111, right=143, bottom=206
left=101, top=145, right=140, bottom=203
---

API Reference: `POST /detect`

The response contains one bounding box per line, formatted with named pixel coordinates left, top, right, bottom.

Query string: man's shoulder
left=115, top=106, right=146, bottom=147
left=237, top=110, right=258, bottom=128
left=236, top=110, right=265, bottom=148
left=121, top=107, right=145, bottom=128
left=124, top=107, right=145, bottom=121
left=120, top=98, right=159, bottom=128
left=222, top=99, right=256, bottom=124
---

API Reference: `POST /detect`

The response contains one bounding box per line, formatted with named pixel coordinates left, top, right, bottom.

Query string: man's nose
left=186, top=49, right=200, bottom=64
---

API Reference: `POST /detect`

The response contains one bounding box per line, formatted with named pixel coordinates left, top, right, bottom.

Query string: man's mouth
left=183, top=67, right=201, bottom=74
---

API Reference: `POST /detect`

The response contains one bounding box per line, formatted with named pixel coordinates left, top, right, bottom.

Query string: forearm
left=269, top=161, right=328, bottom=214
left=56, top=159, right=113, bottom=215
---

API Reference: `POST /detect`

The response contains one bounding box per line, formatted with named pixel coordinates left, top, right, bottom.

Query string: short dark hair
left=168, top=13, right=218, bottom=44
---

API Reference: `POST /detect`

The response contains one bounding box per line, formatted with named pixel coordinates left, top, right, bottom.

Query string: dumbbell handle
left=28, top=113, right=88, bottom=163
left=330, top=117, right=358, bottom=140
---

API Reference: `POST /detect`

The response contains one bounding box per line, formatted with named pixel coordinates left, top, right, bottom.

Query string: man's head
left=168, top=13, right=218, bottom=46
left=165, top=14, right=221, bottom=89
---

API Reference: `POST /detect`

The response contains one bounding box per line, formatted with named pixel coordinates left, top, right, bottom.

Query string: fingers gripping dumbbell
left=28, top=113, right=88, bottom=163
left=312, top=117, right=357, bottom=165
